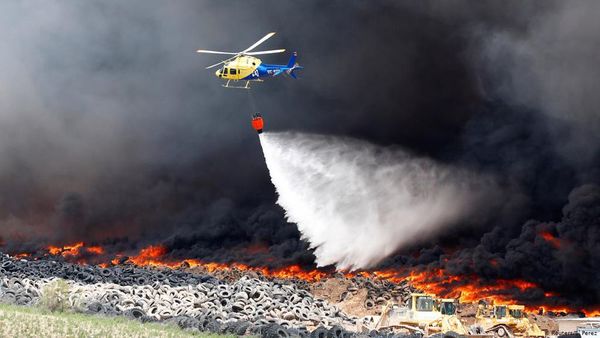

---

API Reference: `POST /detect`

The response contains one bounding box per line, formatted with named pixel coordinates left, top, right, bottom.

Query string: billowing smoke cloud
left=399, top=183, right=600, bottom=309
left=477, top=0, right=600, bottom=170
left=260, top=131, right=498, bottom=270
left=0, top=1, right=555, bottom=257
left=0, top=0, right=598, bottom=310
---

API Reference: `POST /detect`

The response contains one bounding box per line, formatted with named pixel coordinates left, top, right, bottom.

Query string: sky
left=0, top=0, right=598, bottom=307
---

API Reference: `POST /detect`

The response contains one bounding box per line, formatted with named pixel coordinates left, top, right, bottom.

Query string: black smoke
left=0, top=1, right=598, bottom=308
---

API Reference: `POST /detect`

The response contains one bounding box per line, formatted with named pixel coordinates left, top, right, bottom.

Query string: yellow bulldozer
left=372, top=293, right=472, bottom=337
left=473, top=303, right=545, bottom=338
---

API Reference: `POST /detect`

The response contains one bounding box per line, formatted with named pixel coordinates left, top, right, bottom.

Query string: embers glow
left=102, top=245, right=329, bottom=282
left=127, top=245, right=169, bottom=266
left=539, top=305, right=600, bottom=317
left=46, top=242, right=104, bottom=258
left=127, top=246, right=330, bottom=281
left=407, top=268, right=539, bottom=304
left=539, top=231, right=562, bottom=249
left=12, top=243, right=599, bottom=317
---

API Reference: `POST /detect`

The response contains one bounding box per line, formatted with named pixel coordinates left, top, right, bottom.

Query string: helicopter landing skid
left=222, top=79, right=262, bottom=89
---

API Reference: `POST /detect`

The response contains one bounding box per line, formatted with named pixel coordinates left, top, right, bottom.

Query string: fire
left=127, top=245, right=169, bottom=266
left=537, top=305, right=600, bottom=317
left=407, top=269, right=540, bottom=305
left=46, top=242, right=104, bottom=258
left=122, top=245, right=330, bottom=281
left=583, top=309, right=600, bottom=317
left=342, top=269, right=408, bottom=284
left=268, top=265, right=328, bottom=281
left=539, top=231, right=561, bottom=249
left=403, top=268, right=600, bottom=317
left=11, top=242, right=600, bottom=317
left=60, top=242, right=84, bottom=257
left=87, top=246, right=104, bottom=255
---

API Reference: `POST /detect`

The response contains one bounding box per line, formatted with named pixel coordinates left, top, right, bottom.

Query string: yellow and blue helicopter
left=197, top=32, right=303, bottom=89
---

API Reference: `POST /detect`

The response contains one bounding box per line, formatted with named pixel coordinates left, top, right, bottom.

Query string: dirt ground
left=310, top=278, right=382, bottom=318
left=312, top=278, right=560, bottom=335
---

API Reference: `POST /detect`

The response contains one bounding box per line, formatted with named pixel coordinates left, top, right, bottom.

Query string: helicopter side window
left=223, top=68, right=228, bottom=75
left=230, top=68, right=237, bottom=75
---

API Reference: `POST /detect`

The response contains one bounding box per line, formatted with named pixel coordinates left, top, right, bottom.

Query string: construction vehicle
left=473, top=303, right=545, bottom=338
left=371, top=293, right=473, bottom=337
left=426, top=298, right=471, bottom=337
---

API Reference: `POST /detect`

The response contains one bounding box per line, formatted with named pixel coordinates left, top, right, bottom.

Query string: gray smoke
left=260, top=132, right=498, bottom=270
left=478, top=0, right=600, bottom=169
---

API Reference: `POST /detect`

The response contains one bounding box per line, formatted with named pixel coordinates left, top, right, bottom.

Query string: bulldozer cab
left=507, top=305, right=524, bottom=319
left=372, top=293, right=470, bottom=336
left=438, top=299, right=457, bottom=315
left=408, top=293, right=436, bottom=312
left=494, top=305, right=507, bottom=319
left=474, top=303, right=546, bottom=338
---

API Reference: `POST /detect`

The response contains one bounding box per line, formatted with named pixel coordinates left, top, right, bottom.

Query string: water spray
left=257, top=130, right=496, bottom=270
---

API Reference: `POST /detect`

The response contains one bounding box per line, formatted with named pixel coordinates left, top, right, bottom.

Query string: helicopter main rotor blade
left=245, top=49, right=286, bottom=55
left=205, top=60, right=228, bottom=69
left=205, top=54, right=240, bottom=69
left=196, top=49, right=238, bottom=55
left=242, top=32, right=276, bottom=53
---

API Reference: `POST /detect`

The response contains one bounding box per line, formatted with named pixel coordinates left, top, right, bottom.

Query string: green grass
left=0, top=302, right=233, bottom=338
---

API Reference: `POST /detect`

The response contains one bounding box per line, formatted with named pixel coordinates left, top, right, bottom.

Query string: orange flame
left=46, top=242, right=106, bottom=259
left=127, top=245, right=168, bottom=266
left=407, top=269, right=540, bottom=305
left=48, top=242, right=84, bottom=257
left=87, top=246, right=104, bottom=255
left=540, top=231, right=561, bottom=249
left=538, top=305, right=600, bottom=317
left=13, top=242, right=600, bottom=317
left=123, top=245, right=329, bottom=281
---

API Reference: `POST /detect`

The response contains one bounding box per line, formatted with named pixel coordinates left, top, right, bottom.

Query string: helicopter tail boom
left=285, top=52, right=303, bottom=79
left=286, top=52, right=298, bottom=68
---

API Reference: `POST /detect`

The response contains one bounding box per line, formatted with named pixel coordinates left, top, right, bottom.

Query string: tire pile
left=347, top=277, right=413, bottom=310
left=2, top=253, right=410, bottom=337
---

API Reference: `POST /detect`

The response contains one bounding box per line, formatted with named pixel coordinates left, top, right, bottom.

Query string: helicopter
left=197, top=32, right=303, bottom=89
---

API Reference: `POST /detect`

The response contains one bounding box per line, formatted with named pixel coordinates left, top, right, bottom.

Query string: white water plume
left=259, top=132, right=495, bottom=270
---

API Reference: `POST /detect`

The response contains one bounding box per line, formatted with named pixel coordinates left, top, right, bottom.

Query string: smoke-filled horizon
left=0, top=1, right=599, bottom=308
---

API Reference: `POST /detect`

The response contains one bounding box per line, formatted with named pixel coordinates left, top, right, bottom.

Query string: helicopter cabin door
left=227, top=67, right=239, bottom=80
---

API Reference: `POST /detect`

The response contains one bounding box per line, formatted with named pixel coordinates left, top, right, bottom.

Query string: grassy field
left=0, top=303, right=232, bottom=338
